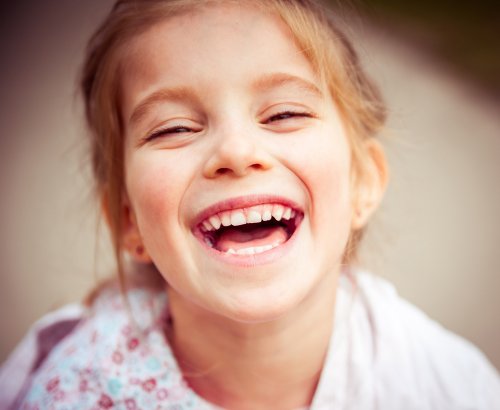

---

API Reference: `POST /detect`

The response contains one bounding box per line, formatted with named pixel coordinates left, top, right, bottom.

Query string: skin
left=118, top=4, right=387, bottom=409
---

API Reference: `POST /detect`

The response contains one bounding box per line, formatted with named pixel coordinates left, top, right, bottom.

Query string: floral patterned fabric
left=5, top=270, right=500, bottom=409
left=17, top=286, right=218, bottom=410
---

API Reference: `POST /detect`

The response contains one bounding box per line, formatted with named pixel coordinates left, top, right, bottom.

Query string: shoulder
left=0, top=303, right=84, bottom=409
left=354, top=270, right=500, bottom=409
left=9, top=285, right=212, bottom=409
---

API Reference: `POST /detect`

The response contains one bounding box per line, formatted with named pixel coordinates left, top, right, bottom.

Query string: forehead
left=119, top=3, right=321, bottom=115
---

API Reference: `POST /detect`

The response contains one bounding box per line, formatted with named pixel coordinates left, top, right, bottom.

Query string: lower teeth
left=225, top=242, right=280, bottom=255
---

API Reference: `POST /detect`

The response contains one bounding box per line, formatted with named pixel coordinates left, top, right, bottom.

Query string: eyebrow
left=129, top=86, right=200, bottom=126
left=129, top=73, right=323, bottom=126
left=251, top=72, right=324, bottom=99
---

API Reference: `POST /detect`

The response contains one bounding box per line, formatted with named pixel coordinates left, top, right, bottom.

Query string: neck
left=166, top=271, right=339, bottom=410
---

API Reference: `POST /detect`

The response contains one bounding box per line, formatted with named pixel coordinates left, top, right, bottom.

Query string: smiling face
left=119, top=4, right=356, bottom=322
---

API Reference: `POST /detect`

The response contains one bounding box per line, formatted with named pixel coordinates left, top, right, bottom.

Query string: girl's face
left=121, top=4, right=354, bottom=322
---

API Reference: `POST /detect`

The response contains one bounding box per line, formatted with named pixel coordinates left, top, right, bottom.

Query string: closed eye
left=145, top=125, right=198, bottom=142
left=263, top=110, right=314, bottom=124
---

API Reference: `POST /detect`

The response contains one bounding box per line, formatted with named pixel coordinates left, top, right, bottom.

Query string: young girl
left=2, top=0, right=499, bottom=408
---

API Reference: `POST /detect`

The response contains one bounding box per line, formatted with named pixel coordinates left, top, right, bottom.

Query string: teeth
left=204, top=236, right=214, bottom=247
left=247, top=209, right=262, bottom=224
left=237, top=247, right=255, bottom=255
left=230, top=211, right=246, bottom=226
left=224, top=242, right=279, bottom=256
left=220, top=211, right=231, bottom=227
left=262, top=206, right=272, bottom=221
left=202, top=220, right=214, bottom=232
left=257, top=244, right=274, bottom=252
left=209, top=215, right=221, bottom=230
left=272, top=205, right=284, bottom=221
left=200, top=204, right=298, bottom=232
left=282, top=207, right=292, bottom=220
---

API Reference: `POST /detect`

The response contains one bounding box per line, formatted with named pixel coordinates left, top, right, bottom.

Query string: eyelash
left=145, top=110, right=314, bottom=141
left=263, top=110, right=314, bottom=124
left=145, top=125, right=194, bottom=141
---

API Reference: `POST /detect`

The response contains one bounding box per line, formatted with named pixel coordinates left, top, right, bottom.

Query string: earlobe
left=102, top=194, right=153, bottom=264
left=122, top=200, right=153, bottom=263
left=351, top=138, right=389, bottom=230
left=128, top=242, right=152, bottom=263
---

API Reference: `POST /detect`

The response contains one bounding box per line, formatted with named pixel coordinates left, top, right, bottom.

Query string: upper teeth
left=200, top=204, right=297, bottom=232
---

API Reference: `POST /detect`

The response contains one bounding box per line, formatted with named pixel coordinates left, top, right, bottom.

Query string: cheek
left=312, top=148, right=352, bottom=236
left=278, top=128, right=353, bottom=221
left=125, top=154, right=185, bottom=231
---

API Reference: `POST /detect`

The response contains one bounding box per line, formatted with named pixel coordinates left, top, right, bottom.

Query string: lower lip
left=195, top=221, right=303, bottom=267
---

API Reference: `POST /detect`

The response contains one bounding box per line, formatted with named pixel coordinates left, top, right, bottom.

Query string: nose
left=203, top=126, right=273, bottom=178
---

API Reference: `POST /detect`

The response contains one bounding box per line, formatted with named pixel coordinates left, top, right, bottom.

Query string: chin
left=209, top=278, right=315, bottom=324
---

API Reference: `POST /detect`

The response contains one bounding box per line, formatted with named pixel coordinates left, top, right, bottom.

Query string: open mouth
left=196, top=203, right=303, bottom=256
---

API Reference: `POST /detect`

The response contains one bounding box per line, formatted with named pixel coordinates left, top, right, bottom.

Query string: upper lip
left=192, top=194, right=303, bottom=229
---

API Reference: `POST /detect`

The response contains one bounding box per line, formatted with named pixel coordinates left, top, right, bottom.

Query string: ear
left=351, top=138, right=389, bottom=230
left=101, top=194, right=153, bottom=264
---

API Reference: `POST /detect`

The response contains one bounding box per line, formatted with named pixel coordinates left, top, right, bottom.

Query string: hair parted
left=80, top=0, right=386, bottom=290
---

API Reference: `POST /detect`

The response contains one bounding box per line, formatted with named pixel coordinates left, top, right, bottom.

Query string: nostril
left=246, top=163, right=266, bottom=172
left=216, top=168, right=232, bottom=175
left=215, top=163, right=264, bottom=177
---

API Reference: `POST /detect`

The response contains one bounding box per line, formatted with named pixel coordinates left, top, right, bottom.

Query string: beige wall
left=1, top=1, right=499, bottom=370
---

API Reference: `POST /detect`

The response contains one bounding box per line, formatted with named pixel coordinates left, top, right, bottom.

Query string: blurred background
left=357, top=0, right=500, bottom=101
left=0, top=0, right=499, bottom=371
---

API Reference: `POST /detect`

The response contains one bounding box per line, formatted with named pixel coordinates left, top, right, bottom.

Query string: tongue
left=216, top=225, right=288, bottom=252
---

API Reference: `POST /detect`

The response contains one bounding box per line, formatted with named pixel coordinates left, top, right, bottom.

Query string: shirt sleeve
left=0, top=304, right=85, bottom=410
left=358, top=271, right=500, bottom=409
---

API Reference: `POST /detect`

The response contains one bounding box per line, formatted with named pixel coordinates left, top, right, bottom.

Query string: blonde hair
left=81, top=0, right=386, bottom=292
